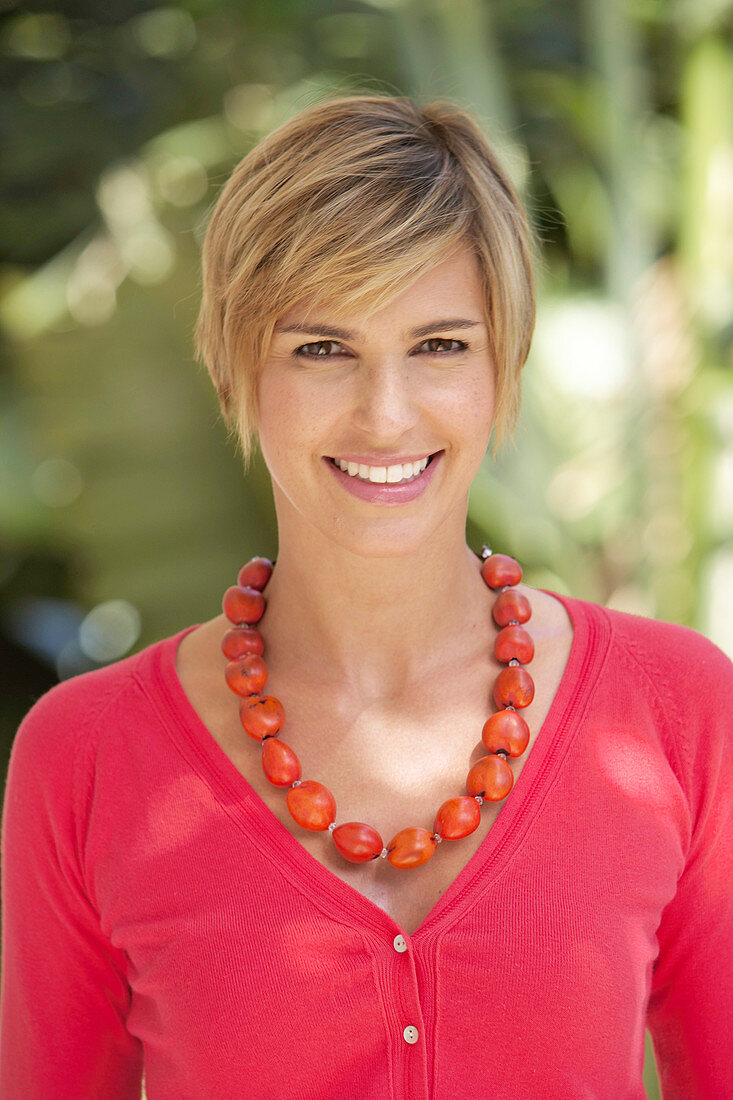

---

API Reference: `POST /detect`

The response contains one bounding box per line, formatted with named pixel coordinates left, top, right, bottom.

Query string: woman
left=1, top=95, right=731, bottom=1099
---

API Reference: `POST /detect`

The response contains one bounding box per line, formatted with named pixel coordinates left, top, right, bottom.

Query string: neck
left=259, top=526, right=491, bottom=699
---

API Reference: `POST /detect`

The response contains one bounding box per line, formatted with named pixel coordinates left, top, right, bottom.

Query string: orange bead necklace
left=220, top=546, right=534, bottom=870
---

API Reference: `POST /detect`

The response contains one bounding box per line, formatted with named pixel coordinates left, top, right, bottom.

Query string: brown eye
left=297, top=341, right=342, bottom=358
left=423, top=338, right=465, bottom=354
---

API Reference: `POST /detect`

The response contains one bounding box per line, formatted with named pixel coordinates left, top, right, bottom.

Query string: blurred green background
left=2, top=2, right=733, bottom=1094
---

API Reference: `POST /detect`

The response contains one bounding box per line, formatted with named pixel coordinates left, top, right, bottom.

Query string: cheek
left=444, top=374, right=495, bottom=435
left=472, top=364, right=496, bottom=421
left=450, top=376, right=496, bottom=462
left=257, top=374, right=295, bottom=469
left=257, top=371, right=332, bottom=465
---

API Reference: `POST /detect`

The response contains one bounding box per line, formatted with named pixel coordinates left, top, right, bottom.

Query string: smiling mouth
left=325, top=451, right=440, bottom=486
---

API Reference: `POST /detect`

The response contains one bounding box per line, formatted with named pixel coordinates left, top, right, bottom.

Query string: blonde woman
left=1, top=95, right=731, bottom=1100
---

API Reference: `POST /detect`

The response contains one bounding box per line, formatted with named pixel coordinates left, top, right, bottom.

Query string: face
left=256, top=247, right=496, bottom=559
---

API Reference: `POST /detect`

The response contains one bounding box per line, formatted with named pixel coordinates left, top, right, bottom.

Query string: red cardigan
left=1, top=591, right=732, bottom=1099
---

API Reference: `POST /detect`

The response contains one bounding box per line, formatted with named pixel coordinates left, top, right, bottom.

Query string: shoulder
left=539, top=586, right=732, bottom=735
left=588, top=598, right=732, bottom=688
left=544, top=588, right=732, bottom=680
left=6, top=628, right=189, bottom=795
left=2, top=660, right=135, bottom=861
left=2, top=626, right=200, bottom=904
left=555, top=593, right=732, bottom=798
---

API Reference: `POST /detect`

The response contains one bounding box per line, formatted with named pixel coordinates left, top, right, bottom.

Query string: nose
left=352, top=358, right=420, bottom=439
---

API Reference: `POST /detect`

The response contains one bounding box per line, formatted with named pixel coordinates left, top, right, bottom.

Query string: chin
left=324, top=519, right=437, bottom=560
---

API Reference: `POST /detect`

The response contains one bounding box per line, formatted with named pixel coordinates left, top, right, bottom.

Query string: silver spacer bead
left=433, top=833, right=442, bottom=844
left=291, top=779, right=302, bottom=787
left=380, top=847, right=389, bottom=859
left=328, top=822, right=336, bottom=832
left=509, top=658, right=520, bottom=666
left=480, top=544, right=493, bottom=559
left=474, top=794, right=484, bottom=806
left=509, top=619, right=520, bottom=626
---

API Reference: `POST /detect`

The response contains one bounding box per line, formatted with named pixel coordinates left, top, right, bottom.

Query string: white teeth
left=334, top=456, right=430, bottom=484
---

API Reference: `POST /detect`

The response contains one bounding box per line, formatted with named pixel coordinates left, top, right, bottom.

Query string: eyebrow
left=274, top=318, right=483, bottom=341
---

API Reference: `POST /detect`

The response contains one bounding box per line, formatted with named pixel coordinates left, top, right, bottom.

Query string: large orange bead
left=225, top=655, right=267, bottom=696
left=286, top=780, right=336, bottom=831
left=387, top=827, right=438, bottom=868
left=493, top=666, right=535, bottom=708
left=239, top=695, right=285, bottom=741
left=434, top=796, right=481, bottom=840
left=466, top=754, right=514, bottom=801
left=493, top=588, right=531, bottom=626
left=237, top=557, right=273, bottom=590
left=222, top=585, right=265, bottom=625
left=481, top=709, right=530, bottom=756
left=221, top=626, right=264, bottom=660
left=261, top=738, right=301, bottom=787
left=495, top=625, right=534, bottom=665
left=481, top=553, right=522, bottom=589
left=332, top=822, right=384, bottom=863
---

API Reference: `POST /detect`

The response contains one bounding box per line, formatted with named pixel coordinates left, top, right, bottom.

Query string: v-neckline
left=142, top=589, right=608, bottom=945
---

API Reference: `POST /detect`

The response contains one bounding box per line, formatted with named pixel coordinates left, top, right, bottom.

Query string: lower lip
left=324, top=452, right=444, bottom=504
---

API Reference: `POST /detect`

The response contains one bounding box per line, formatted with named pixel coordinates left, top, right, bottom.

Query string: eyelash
left=294, top=337, right=469, bottom=360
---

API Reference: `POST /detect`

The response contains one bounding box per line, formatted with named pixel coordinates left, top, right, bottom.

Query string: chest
left=174, top=599, right=573, bottom=938
left=281, top=795, right=511, bottom=937
left=199, top=676, right=563, bottom=938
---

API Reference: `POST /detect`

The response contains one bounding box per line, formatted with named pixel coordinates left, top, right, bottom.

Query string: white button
left=393, top=934, right=407, bottom=953
left=403, top=1025, right=419, bottom=1044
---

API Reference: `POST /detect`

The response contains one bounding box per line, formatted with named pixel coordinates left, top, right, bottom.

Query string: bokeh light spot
left=130, top=7, right=196, bottom=58
left=31, top=457, right=84, bottom=508
left=79, top=600, right=142, bottom=663
left=4, top=13, right=70, bottom=60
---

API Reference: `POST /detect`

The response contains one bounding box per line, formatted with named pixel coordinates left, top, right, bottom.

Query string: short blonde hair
left=195, top=94, right=536, bottom=473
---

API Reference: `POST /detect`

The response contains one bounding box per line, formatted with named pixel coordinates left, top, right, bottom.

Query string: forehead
left=275, top=248, right=485, bottom=335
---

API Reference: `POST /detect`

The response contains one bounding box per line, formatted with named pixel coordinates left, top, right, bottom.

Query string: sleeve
left=645, top=632, right=733, bottom=1099
left=0, top=679, right=144, bottom=1099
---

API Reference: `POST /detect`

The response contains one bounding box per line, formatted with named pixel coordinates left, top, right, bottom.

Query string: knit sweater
left=1, top=591, right=732, bottom=1099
